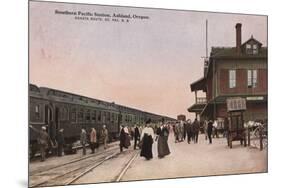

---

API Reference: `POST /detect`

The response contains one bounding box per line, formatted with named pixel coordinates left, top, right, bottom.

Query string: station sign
left=246, top=96, right=264, bottom=101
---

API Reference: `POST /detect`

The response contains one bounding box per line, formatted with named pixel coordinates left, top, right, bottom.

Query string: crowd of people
left=29, top=124, right=109, bottom=162
left=29, top=118, right=222, bottom=162
left=171, top=119, right=222, bottom=145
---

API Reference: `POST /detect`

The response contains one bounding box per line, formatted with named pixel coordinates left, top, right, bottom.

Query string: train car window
left=102, top=111, right=106, bottom=123
left=65, top=107, right=69, bottom=120
left=64, top=107, right=67, bottom=120
left=60, top=107, right=66, bottom=120
left=97, top=111, right=101, bottom=122
left=35, top=105, right=40, bottom=119
left=70, top=108, right=76, bottom=122
left=111, top=113, right=115, bottom=123
left=107, top=112, right=110, bottom=122
left=86, top=109, right=91, bottom=121
left=92, top=110, right=96, bottom=122
left=78, top=108, right=84, bottom=122
left=60, top=107, right=63, bottom=120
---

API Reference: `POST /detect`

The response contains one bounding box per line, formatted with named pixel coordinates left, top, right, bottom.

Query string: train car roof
left=29, top=84, right=176, bottom=119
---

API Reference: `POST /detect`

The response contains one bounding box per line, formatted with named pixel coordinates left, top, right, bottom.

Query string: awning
left=190, top=77, right=207, bottom=92
left=199, top=94, right=267, bottom=117
left=187, top=103, right=206, bottom=113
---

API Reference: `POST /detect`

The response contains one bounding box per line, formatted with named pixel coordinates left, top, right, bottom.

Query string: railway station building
left=188, top=23, right=267, bottom=124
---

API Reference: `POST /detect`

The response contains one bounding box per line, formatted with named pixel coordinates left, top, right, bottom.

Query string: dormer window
left=253, top=44, right=258, bottom=54
left=242, top=36, right=262, bottom=55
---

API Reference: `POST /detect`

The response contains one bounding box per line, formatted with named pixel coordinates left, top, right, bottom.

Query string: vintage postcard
left=29, top=1, right=267, bottom=187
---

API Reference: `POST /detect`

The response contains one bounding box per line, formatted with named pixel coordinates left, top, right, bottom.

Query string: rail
left=115, top=151, right=139, bottom=182
left=29, top=147, right=120, bottom=187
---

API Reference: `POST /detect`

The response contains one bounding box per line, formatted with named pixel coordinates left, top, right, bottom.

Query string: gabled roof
left=242, top=36, right=262, bottom=47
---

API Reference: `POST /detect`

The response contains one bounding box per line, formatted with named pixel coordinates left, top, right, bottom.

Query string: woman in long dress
left=120, top=125, right=131, bottom=152
left=140, top=123, right=154, bottom=160
left=156, top=124, right=170, bottom=158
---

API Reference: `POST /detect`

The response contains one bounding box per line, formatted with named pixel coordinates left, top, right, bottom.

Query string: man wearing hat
left=29, top=125, right=52, bottom=161
left=207, top=120, right=214, bottom=144
left=80, top=128, right=87, bottom=155
left=101, top=125, right=108, bottom=150
left=90, top=127, right=97, bottom=154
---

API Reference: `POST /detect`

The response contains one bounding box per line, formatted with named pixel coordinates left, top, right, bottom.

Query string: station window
left=246, top=43, right=259, bottom=55
left=253, top=44, right=258, bottom=54
left=247, top=69, right=258, bottom=88
left=229, top=70, right=236, bottom=88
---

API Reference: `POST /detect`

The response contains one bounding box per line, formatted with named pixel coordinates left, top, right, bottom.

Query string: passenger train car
left=29, top=84, right=175, bottom=157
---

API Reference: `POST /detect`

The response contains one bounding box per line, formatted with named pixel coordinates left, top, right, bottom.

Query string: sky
left=29, top=1, right=267, bottom=119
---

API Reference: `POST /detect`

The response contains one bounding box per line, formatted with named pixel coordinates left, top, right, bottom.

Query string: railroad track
left=66, top=150, right=140, bottom=185
left=29, top=147, right=120, bottom=187
left=115, top=150, right=139, bottom=182
left=30, top=144, right=119, bottom=176
left=30, top=147, right=139, bottom=187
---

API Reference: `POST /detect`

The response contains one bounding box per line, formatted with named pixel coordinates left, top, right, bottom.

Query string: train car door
left=44, top=105, right=52, bottom=126
left=55, top=107, right=59, bottom=130
left=49, top=106, right=60, bottom=142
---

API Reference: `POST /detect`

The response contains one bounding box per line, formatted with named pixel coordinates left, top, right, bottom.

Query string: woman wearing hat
left=140, top=119, right=154, bottom=160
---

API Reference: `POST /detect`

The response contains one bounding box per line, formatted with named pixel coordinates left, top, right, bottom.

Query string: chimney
left=235, top=23, right=242, bottom=54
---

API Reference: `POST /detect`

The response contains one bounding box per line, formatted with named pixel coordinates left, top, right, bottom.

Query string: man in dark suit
left=183, top=122, right=187, bottom=141
left=134, top=125, right=140, bottom=150
left=193, top=118, right=200, bottom=143
left=57, top=128, right=65, bottom=156
left=186, top=119, right=192, bottom=144
left=207, top=120, right=214, bottom=144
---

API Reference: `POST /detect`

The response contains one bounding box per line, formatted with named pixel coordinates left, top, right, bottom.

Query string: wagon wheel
left=262, top=137, right=268, bottom=149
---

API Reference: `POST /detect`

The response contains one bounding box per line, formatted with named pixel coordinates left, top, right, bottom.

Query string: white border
left=1, top=0, right=280, bottom=188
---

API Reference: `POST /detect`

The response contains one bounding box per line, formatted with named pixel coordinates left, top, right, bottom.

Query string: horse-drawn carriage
left=226, top=97, right=247, bottom=148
